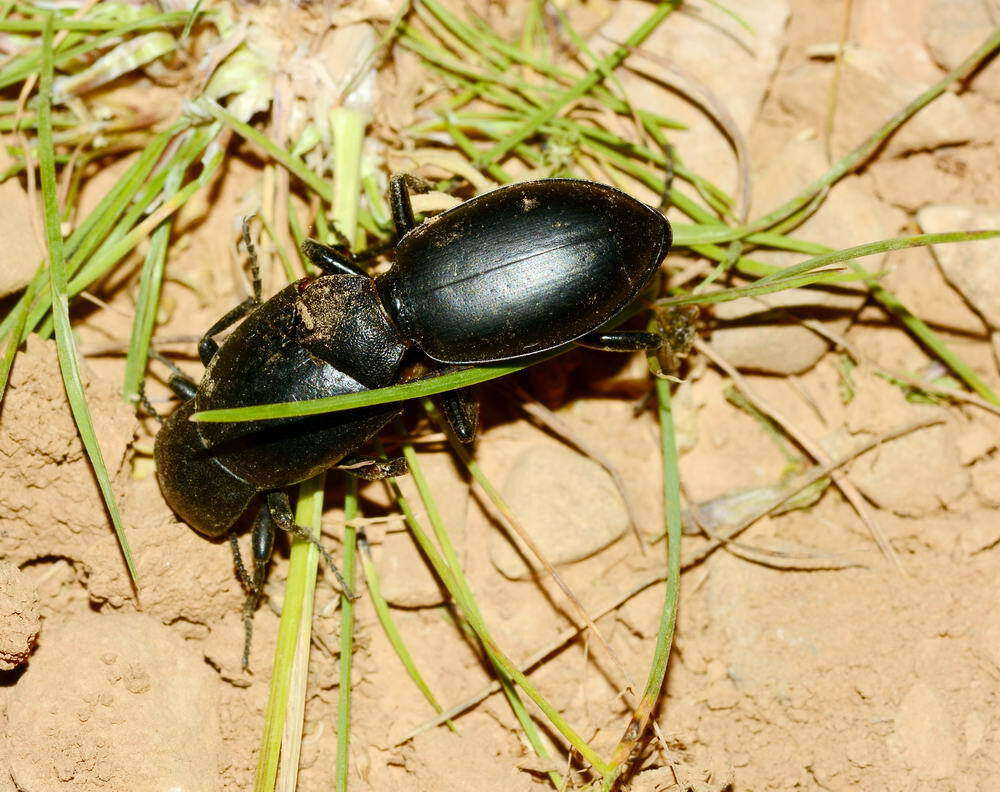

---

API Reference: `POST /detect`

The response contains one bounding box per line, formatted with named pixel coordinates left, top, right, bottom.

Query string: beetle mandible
left=152, top=175, right=672, bottom=665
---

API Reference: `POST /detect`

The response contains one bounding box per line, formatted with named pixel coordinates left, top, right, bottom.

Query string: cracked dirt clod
left=0, top=562, right=39, bottom=670
left=0, top=337, right=136, bottom=571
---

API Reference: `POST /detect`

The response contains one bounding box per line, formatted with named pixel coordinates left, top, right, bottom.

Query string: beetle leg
left=266, top=491, right=357, bottom=599
left=301, top=239, right=367, bottom=277
left=576, top=331, right=663, bottom=352
left=336, top=454, right=408, bottom=480
left=136, top=352, right=197, bottom=421
left=136, top=381, right=163, bottom=423
left=228, top=533, right=253, bottom=671
left=437, top=387, right=480, bottom=444
left=229, top=504, right=274, bottom=672
left=198, top=298, right=260, bottom=366
left=389, top=173, right=432, bottom=236
left=148, top=350, right=198, bottom=400
left=197, top=220, right=264, bottom=366
left=390, top=175, right=416, bottom=235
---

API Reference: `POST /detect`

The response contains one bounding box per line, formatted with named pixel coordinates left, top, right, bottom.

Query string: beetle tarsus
left=197, top=220, right=264, bottom=367
left=337, top=454, right=408, bottom=481
left=241, top=215, right=263, bottom=303
left=229, top=531, right=252, bottom=589
left=136, top=381, right=163, bottom=424
left=229, top=531, right=257, bottom=672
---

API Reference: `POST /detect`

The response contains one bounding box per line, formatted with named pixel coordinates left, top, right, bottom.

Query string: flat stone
left=870, top=147, right=1000, bottom=212
left=854, top=0, right=940, bottom=84
left=779, top=49, right=975, bottom=158
left=880, top=245, right=986, bottom=335
left=490, top=443, right=628, bottom=579
left=849, top=423, right=970, bottom=517
left=924, top=0, right=1000, bottom=101
left=711, top=139, right=893, bottom=374
left=890, top=682, right=959, bottom=780
left=917, top=205, right=1000, bottom=329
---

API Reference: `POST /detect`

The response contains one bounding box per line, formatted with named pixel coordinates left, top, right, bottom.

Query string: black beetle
left=152, top=176, right=672, bottom=663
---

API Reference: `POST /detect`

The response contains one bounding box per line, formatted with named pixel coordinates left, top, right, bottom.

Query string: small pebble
left=490, top=443, right=628, bottom=579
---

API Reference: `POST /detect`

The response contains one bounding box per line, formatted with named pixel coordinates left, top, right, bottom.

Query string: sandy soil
left=2, top=1, right=1000, bottom=790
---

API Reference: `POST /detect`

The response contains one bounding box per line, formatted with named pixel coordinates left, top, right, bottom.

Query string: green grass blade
left=181, top=0, right=204, bottom=39
left=661, top=269, right=863, bottom=307
left=388, top=436, right=592, bottom=773
left=258, top=213, right=297, bottom=283
left=0, top=10, right=192, bottom=32
left=122, top=217, right=170, bottom=403
left=604, top=376, right=682, bottom=784
left=400, top=439, right=561, bottom=772
left=358, top=534, right=456, bottom=731
left=0, top=121, right=186, bottom=346
left=667, top=229, right=1000, bottom=404
left=196, top=99, right=334, bottom=201
left=472, top=1, right=679, bottom=170
left=866, top=275, right=1000, bottom=406
left=690, top=26, right=1000, bottom=246
left=753, top=230, right=1000, bottom=286
left=700, top=0, right=754, bottom=32
left=8, top=122, right=194, bottom=346
left=192, top=362, right=527, bottom=422
left=415, top=0, right=684, bottom=130
left=253, top=475, right=325, bottom=792
left=37, top=13, right=137, bottom=581
left=336, top=477, right=359, bottom=792
left=403, top=423, right=563, bottom=786
left=0, top=277, right=36, bottom=403
left=255, top=104, right=368, bottom=791
left=64, top=121, right=189, bottom=262
left=61, top=137, right=225, bottom=307
left=659, top=231, right=1000, bottom=307
left=277, top=474, right=325, bottom=792
left=0, top=11, right=195, bottom=91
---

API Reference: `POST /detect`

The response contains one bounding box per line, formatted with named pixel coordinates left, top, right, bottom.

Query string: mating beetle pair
left=153, top=176, right=672, bottom=662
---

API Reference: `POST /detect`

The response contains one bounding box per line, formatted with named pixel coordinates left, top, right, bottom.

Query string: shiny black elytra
left=153, top=176, right=672, bottom=665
